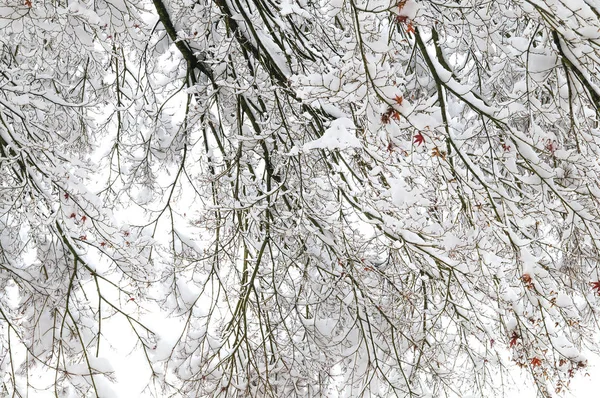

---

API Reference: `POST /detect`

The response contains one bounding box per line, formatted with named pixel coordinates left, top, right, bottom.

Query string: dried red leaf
left=522, top=274, right=534, bottom=290
left=382, top=107, right=400, bottom=124
left=81, top=215, right=87, bottom=222
left=394, top=95, right=403, bottom=106
left=24, top=0, right=32, bottom=7
left=509, top=332, right=519, bottom=348
left=545, top=139, right=558, bottom=154
left=406, top=23, right=415, bottom=34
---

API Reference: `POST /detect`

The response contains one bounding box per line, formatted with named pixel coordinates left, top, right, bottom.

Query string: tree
left=2, top=0, right=600, bottom=396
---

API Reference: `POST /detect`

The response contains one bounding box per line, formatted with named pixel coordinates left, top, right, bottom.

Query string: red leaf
left=509, top=332, right=519, bottom=348
left=81, top=215, right=87, bottom=222
left=64, top=193, right=69, bottom=200
left=530, top=357, right=542, bottom=367
left=100, top=242, right=106, bottom=247
left=406, top=23, right=415, bottom=34
left=591, top=281, right=600, bottom=295
left=69, top=213, right=76, bottom=219
left=24, top=0, right=32, bottom=7
left=413, top=133, right=425, bottom=146
left=396, top=15, right=409, bottom=24
left=394, top=95, right=404, bottom=106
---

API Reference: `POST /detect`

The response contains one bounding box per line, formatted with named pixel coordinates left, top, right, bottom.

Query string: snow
left=398, top=0, right=420, bottom=19
left=302, top=117, right=360, bottom=151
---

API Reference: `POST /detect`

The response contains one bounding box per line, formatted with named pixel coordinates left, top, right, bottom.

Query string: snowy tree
left=2, top=0, right=600, bottom=396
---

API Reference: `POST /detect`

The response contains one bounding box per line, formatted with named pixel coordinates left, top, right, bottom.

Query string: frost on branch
left=3, top=0, right=600, bottom=397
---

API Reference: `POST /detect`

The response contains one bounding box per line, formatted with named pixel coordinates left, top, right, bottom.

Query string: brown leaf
left=432, top=147, right=446, bottom=160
